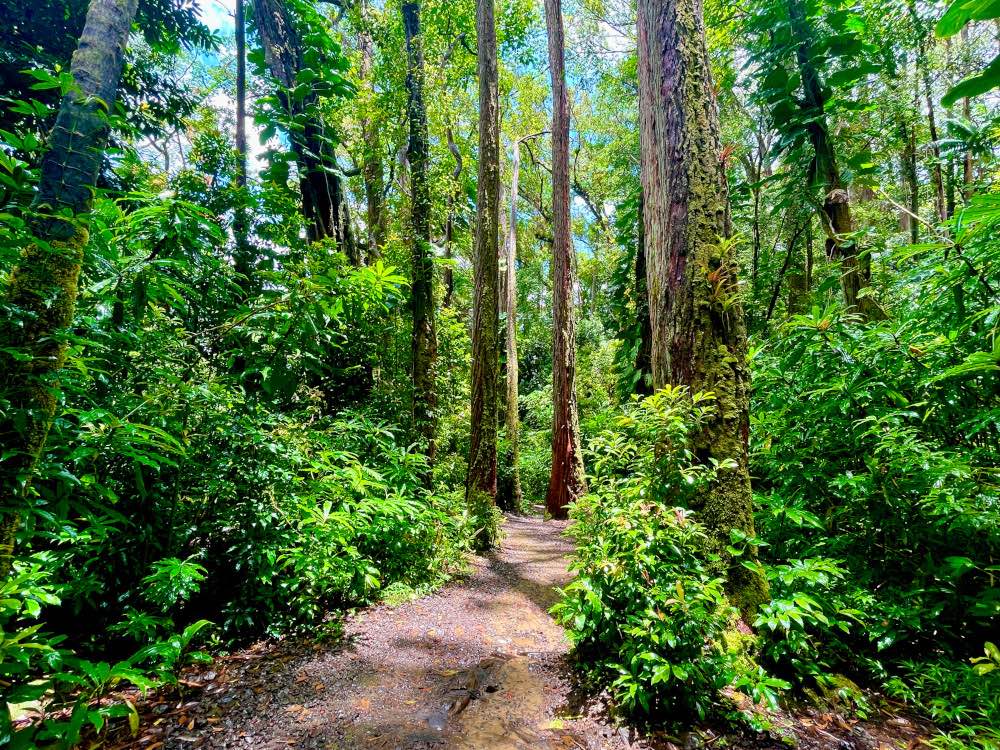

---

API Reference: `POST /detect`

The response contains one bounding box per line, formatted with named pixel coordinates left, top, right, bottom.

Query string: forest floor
left=109, top=514, right=931, bottom=750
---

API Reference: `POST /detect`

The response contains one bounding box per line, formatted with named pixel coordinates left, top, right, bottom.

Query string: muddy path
left=115, top=514, right=930, bottom=750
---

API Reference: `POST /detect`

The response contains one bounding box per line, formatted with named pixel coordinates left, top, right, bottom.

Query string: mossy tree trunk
left=544, top=0, right=586, bottom=520
left=466, top=0, right=501, bottom=548
left=0, top=0, right=139, bottom=578
left=787, top=0, right=883, bottom=321
left=403, top=0, right=439, bottom=470
left=637, top=0, right=767, bottom=616
left=252, top=0, right=357, bottom=262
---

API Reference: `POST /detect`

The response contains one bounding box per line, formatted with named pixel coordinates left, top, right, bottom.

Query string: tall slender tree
left=637, top=0, right=767, bottom=615
left=358, top=0, right=384, bottom=260
left=233, top=0, right=252, bottom=297
left=0, top=0, right=139, bottom=578
left=466, top=0, right=502, bottom=548
left=498, top=134, right=539, bottom=511
left=544, top=0, right=586, bottom=519
left=402, top=0, right=438, bottom=467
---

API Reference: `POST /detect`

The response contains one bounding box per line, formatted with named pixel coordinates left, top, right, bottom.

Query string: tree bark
left=499, top=137, right=532, bottom=511
left=544, top=0, right=586, bottom=520
left=234, top=0, right=253, bottom=297
left=0, top=0, right=139, bottom=578
left=402, top=0, right=438, bottom=469
left=443, top=126, right=462, bottom=308
left=466, top=0, right=501, bottom=548
left=634, top=192, right=653, bottom=394
left=787, top=0, right=882, bottom=320
left=252, top=0, right=357, bottom=261
left=637, top=0, right=767, bottom=615
left=359, top=3, right=384, bottom=261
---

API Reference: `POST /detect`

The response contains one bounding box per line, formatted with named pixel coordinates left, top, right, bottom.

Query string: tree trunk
left=402, top=0, right=438, bottom=469
left=443, top=126, right=462, bottom=308
left=787, top=0, right=882, bottom=320
left=252, top=0, right=357, bottom=260
left=901, top=104, right=920, bottom=244
left=499, top=140, right=524, bottom=510
left=544, top=0, right=586, bottom=520
left=907, top=0, right=946, bottom=222
left=359, top=4, right=384, bottom=261
left=634, top=192, right=653, bottom=394
left=0, top=0, right=139, bottom=578
left=637, top=0, right=767, bottom=616
left=234, top=0, right=253, bottom=297
left=466, top=0, right=501, bottom=548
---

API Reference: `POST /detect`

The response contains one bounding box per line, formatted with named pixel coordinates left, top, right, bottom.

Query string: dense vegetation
left=0, top=0, right=997, bottom=746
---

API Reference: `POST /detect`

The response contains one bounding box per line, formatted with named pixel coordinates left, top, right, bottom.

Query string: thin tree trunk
left=234, top=0, right=253, bottom=297
left=634, top=192, right=653, bottom=394
left=359, top=3, right=384, bottom=261
left=637, top=0, right=767, bottom=615
left=544, top=0, right=586, bottom=520
left=902, top=102, right=920, bottom=244
left=499, top=141, right=524, bottom=510
left=443, top=126, right=462, bottom=307
left=466, top=0, right=501, bottom=548
left=0, top=0, right=139, bottom=578
left=402, top=0, right=438, bottom=469
left=907, top=0, right=946, bottom=222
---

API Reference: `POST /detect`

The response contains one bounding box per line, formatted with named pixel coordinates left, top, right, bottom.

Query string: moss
left=467, top=488, right=503, bottom=551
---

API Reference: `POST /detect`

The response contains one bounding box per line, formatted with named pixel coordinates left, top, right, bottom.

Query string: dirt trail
left=118, top=514, right=930, bottom=750
left=127, top=514, right=622, bottom=749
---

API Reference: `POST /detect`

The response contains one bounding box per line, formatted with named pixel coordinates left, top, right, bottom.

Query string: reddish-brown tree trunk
left=637, top=0, right=766, bottom=615
left=543, top=0, right=586, bottom=520
left=466, top=0, right=502, bottom=548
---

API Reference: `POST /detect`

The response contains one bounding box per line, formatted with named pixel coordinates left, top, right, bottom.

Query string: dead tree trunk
left=637, top=0, right=767, bottom=615
left=0, top=0, right=139, bottom=578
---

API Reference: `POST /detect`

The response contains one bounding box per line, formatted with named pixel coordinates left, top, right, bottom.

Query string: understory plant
left=554, top=387, right=788, bottom=720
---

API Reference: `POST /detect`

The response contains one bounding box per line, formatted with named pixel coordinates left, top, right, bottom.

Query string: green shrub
left=554, top=387, right=787, bottom=720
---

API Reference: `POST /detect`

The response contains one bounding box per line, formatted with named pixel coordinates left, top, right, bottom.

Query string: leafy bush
left=554, top=388, right=784, bottom=719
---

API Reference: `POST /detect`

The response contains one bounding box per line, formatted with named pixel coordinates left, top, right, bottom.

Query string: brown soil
left=110, top=514, right=931, bottom=750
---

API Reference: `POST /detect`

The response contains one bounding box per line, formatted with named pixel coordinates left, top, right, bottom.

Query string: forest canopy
left=0, top=0, right=997, bottom=746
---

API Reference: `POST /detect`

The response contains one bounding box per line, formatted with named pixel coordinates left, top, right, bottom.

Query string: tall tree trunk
left=637, top=0, right=767, bottom=615
left=359, top=3, right=384, bottom=260
left=234, top=0, right=252, bottom=297
left=907, top=0, right=946, bottom=222
left=901, top=101, right=920, bottom=244
left=634, top=192, right=653, bottom=394
left=402, top=0, right=438, bottom=469
left=499, top=138, right=530, bottom=511
left=787, top=0, right=882, bottom=320
left=0, top=0, right=138, bottom=578
left=443, top=126, right=462, bottom=308
left=544, top=0, right=586, bottom=520
left=253, top=0, right=357, bottom=260
left=466, top=0, right=501, bottom=548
